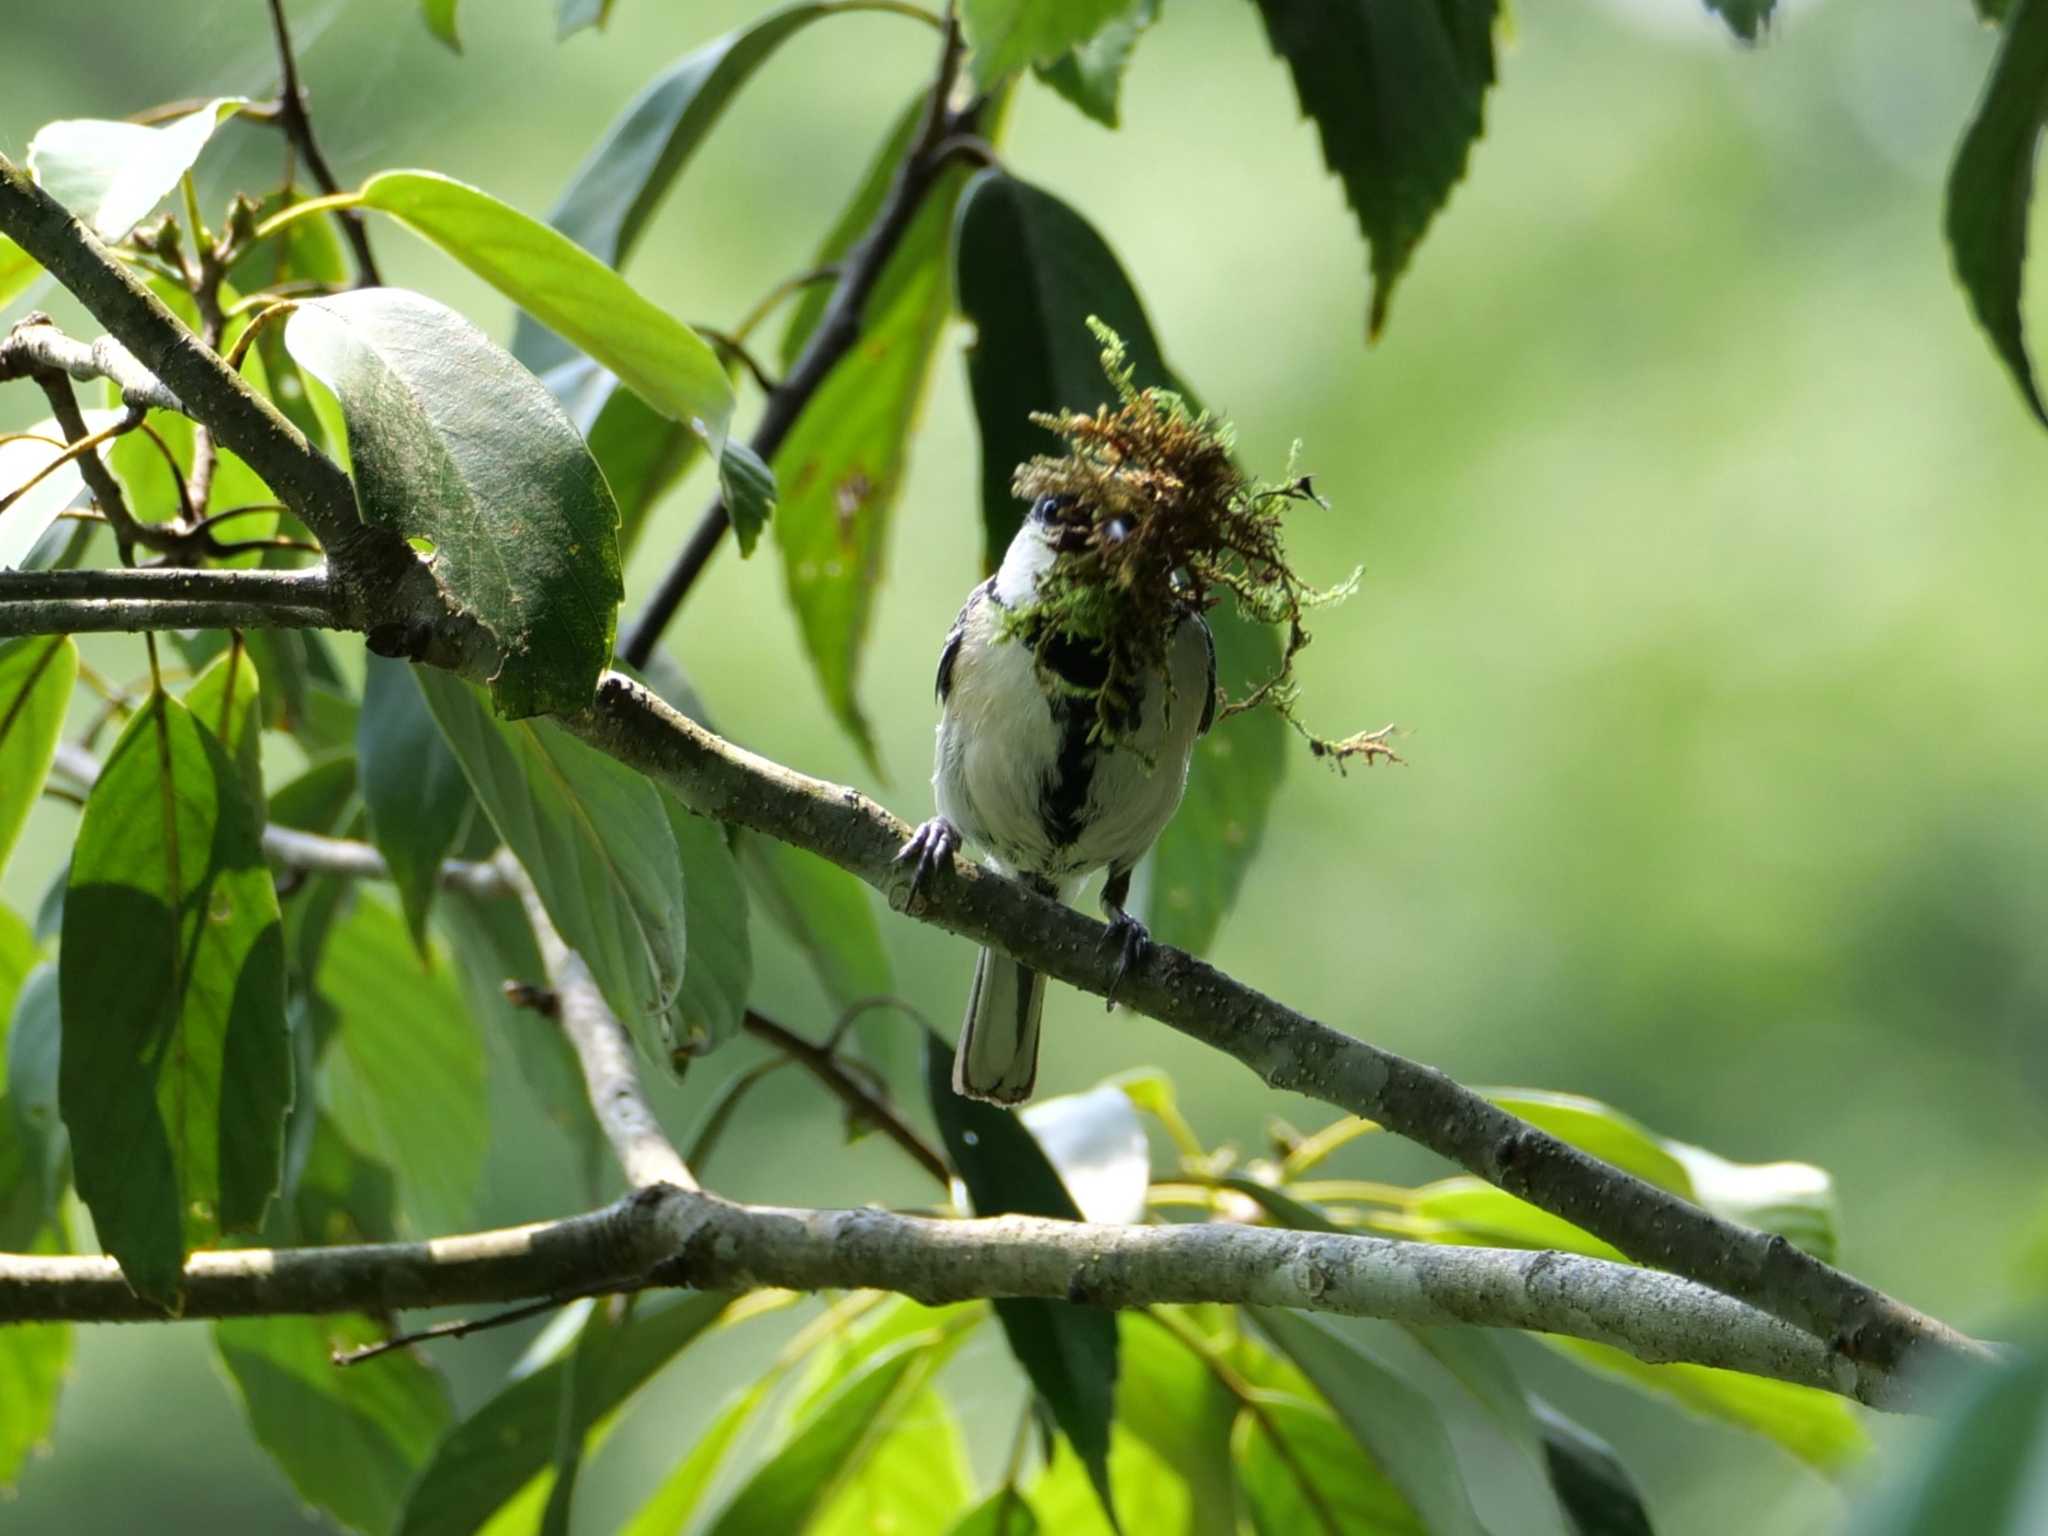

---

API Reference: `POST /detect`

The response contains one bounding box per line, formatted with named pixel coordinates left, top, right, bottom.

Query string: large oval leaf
left=0, top=636, right=75, bottom=878
left=285, top=288, right=623, bottom=716
left=27, top=98, right=246, bottom=241
left=359, top=657, right=474, bottom=949
left=58, top=691, right=289, bottom=1307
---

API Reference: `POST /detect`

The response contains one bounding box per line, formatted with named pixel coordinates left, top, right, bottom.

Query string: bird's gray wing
left=936, top=577, right=994, bottom=703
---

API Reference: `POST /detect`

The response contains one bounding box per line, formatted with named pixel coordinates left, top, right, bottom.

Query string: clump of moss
left=1001, top=318, right=1398, bottom=769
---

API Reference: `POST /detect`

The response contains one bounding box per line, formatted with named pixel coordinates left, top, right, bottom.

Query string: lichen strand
left=1003, top=319, right=1398, bottom=768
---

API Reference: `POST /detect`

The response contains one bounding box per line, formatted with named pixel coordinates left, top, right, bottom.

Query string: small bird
left=898, top=492, right=1216, bottom=1104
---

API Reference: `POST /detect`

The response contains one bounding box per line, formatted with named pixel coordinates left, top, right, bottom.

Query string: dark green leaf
left=775, top=160, right=965, bottom=767
left=181, top=640, right=264, bottom=815
left=421, top=0, right=461, bottom=49
left=0, top=1226, right=69, bottom=1489
left=1704, top=0, right=1773, bottom=42
left=924, top=1029, right=1119, bottom=1522
left=0, top=636, right=75, bottom=878
left=27, top=99, right=245, bottom=240
left=284, top=288, right=624, bottom=717
left=950, top=1490, right=1042, bottom=1536
left=398, top=1292, right=730, bottom=1536
left=960, top=0, right=1131, bottom=90
left=316, top=895, right=486, bottom=1235
left=215, top=1313, right=454, bottom=1536
left=556, top=0, right=615, bottom=40
left=660, top=792, right=750, bottom=1052
left=267, top=754, right=357, bottom=836
left=1037, top=0, right=1156, bottom=128
left=6, top=963, right=65, bottom=1233
left=59, top=691, right=288, bottom=1307
left=953, top=168, right=1172, bottom=567
left=1250, top=1308, right=1486, bottom=1536
left=1533, top=1400, right=1655, bottom=1536
left=703, top=1334, right=940, bottom=1536
left=515, top=1, right=849, bottom=375
left=1947, top=0, right=2048, bottom=427
left=359, top=658, right=474, bottom=948
left=417, top=669, right=698, bottom=1064
left=1248, top=0, right=1497, bottom=337
left=282, top=1112, right=399, bottom=1247
left=1234, top=1394, right=1427, bottom=1536
left=720, top=435, right=777, bottom=557
left=356, top=171, right=732, bottom=449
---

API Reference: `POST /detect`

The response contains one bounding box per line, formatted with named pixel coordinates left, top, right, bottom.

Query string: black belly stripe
left=1041, top=696, right=1098, bottom=849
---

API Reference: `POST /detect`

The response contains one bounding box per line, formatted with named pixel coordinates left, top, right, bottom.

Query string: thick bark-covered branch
left=0, top=567, right=341, bottom=638
left=0, top=1183, right=1901, bottom=1407
left=0, top=314, right=184, bottom=413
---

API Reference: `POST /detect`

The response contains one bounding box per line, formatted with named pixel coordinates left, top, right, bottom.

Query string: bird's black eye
left=1029, top=495, right=1068, bottom=525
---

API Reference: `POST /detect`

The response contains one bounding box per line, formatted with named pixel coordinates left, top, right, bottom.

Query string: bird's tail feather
left=953, top=947, right=1043, bottom=1105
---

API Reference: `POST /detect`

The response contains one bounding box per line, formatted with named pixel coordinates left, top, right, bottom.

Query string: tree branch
left=262, top=0, right=382, bottom=286
left=617, top=12, right=968, bottom=666
left=0, top=1182, right=1906, bottom=1407
left=740, top=1010, right=952, bottom=1187
left=0, top=567, right=341, bottom=638
left=260, top=824, right=510, bottom=898
left=0, top=314, right=184, bottom=413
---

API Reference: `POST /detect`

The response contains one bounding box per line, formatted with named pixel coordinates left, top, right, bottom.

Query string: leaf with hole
left=27, top=98, right=246, bottom=240
left=285, top=288, right=623, bottom=716
left=58, top=690, right=289, bottom=1307
left=215, top=1313, right=454, bottom=1536
left=1248, top=0, right=1497, bottom=338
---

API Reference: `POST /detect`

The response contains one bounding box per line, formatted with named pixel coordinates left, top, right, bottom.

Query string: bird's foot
left=1101, top=907, right=1152, bottom=1009
left=895, top=817, right=961, bottom=908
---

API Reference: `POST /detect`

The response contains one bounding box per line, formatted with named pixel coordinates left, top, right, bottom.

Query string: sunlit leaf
left=1030, top=1421, right=1195, bottom=1534
left=948, top=1490, right=1041, bottom=1536
left=215, top=1313, right=454, bottom=1536
left=0, top=411, right=119, bottom=572
left=1666, top=1139, right=1837, bottom=1264
left=618, top=1375, right=777, bottom=1536
left=1119, top=1312, right=1237, bottom=1536
left=285, top=287, right=623, bottom=717
left=358, top=658, right=474, bottom=949
left=417, top=669, right=697, bottom=1064
left=316, top=895, right=486, bottom=1236
left=421, top=0, right=461, bottom=49
left=181, top=641, right=264, bottom=815
left=1234, top=1393, right=1426, bottom=1536
left=27, top=98, right=246, bottom=240
left=0, top=636, right=75, bottom=877
left=1485, top=1090, right=1694, bottom=1194
left=1037, top=0, right=1156, bottom=128
left=0, top=235, right=40, bottom=311
left=1249, top=0, right=1497, bottom=338
left=925, top=1031, right=1119, bottom=1521
left=960, top=0, right=1130, bottom=90
left=1020, top=1082, right=1151, bottom=1224
left=399, top=1292, right=730, bottom=1536
left=811, top=1386, right=975, bottom=1536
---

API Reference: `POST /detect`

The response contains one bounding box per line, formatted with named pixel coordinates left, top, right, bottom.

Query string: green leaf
left=1036, top=0, right=1156, bottom=128
left=27, top=98, right=246, bottom=240
left=215, top=1313, right=454, bottom=1536
left=0, top=636, right=75, bottom=878
left=1248, top=0, right=1497, bottom=338
left=515, top=2, right=848, bottom=373
left=58, top=691, right=288, bottom=1307
left=284, top=288, right=624, bottom=716
left=660, top=793, right=750, bottom=1053
left=417, top=669, right=697, bottom=1063
left=702, top=1334, right=939, bottom=1536
left=181, top=641, right=264, bottom=814
left=282, top=1112, right=400, bottom=1247
left=1532, top=1400, right=1654, bottom=1536
left=618, top=1375, right=777, bottom=1536
left=6, top=963, right=65, bottom=1233
left=810, top=1386, right=975, bottom=1536
left=949, top=1491, right=1041, bottom=1536
left=316, top=895, right=487, bottom=1235
left=1548, top=1338, right=1868, bottom=1477
left=359, top=658, right=474, bottom=948
left=356, top=170, right=733, bottom=451
left=1947, top=0, right=2048, bottom=428
left=960, top=0, right=1131, bottom=90
left=719, top=435, right=777, bottom=557
left=542, top=360, right=700, bottom=561
left=0, top=235, right=40, bottom=311
left=924, top=1030, right=1120, bottom=1522
left=0, top=411, right=120, bottom=572
left=1030, top=1422, right=1194, bottom=1534
left=1020, top=1081, right=1152, bottom=1224
left=1704, top=0, right=1773, bottom=42
left=1408, top=1176, right=1624, bottom=1257
left=1119, top=1313, right=1238, bottom=1536
left=1233, top=1394, right=1427, bottom=1536
left=1250, top=1309, right=1487, bottom=1536
left=736, top=816, right=893, bottom=1010
left=422, top=0, right=461, bottom=49
left=1664, top=1139, right=1837, bottom=1265
left=1484, top=1090, right=1695, bottom=1194
left=774, top=159, right=966, bottom=768
left=556, top=0, right=615, bottom=40
left=398, top=1292, right=730, bottom=1536
left=0, top=1226, right=69, bottom=1489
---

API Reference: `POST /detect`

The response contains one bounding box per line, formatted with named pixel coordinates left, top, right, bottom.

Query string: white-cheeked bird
left=898, top=492, right=1216, bottom=1104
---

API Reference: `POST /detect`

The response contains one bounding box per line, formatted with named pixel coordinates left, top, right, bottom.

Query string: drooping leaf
left=515, top=1, right=850, bottom=372
left=0, top=235, right=40, bottom=311
left=1704, top=0, right=1773, bottom=41
left=556, top=0, right=615, bottom=40
left=702, top=1334, right=940, bottom=1536
left=181, top=641, right=264, bottom=815
left=359, top=657, right=475, bottom=948
left=925, top=1030, right=1120, bottom=1521
left=58, top=692, right=288, bottom=1306
left=660, top=792, right=750, bottom=1053
left=417, top=669, right=697, bottom=1063
left=1532, top=1400, right=1655, bottom=1536
left=736, top=831, right=893, bottom=1006
left=0, top=1226, right=69, bottom=1490
left=1233, top=1394, right=1427, bottom=1536
left=0, top=636, right=75, bottom=877
left=215, top=1313, right=455, bottom=1536
left=355, top=171, right=732, bottom=450
left=27, top=98, right=246, bottom=240
left=6, top=962, right=66, bottom=1232
left=1037, top=0, right=1156, bottom=128
left=422, top=0, right=461, bottom=49
left=0, top=412, right=120, bottom=572
left=316, top=895, right=486, bottom=1236
left=1548, top=1338, right=1868, bottom=1477
left=1250, top=1308, right=1487, bottom=1536
left=1248, top=0, right=1497, bottom=338
left=1947, top=0, right=2048, bottom=428
left=284, top=288, right=624, bottom=717
left=719, top=436, right=777, bottom=557
left=960, top=0, right=1131, bottom=90
left=398, top=1293, right=730, bottom=1536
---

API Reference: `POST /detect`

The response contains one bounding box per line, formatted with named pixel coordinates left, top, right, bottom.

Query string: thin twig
left=263, top=0, right=380, bottom=285
left=742, top=1010, right=950, bottom=1187
left=333, top=1292, right=593, bottom=1367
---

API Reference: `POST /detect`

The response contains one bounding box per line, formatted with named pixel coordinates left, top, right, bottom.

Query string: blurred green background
left=4, top=0, right=2044, bottom=1531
